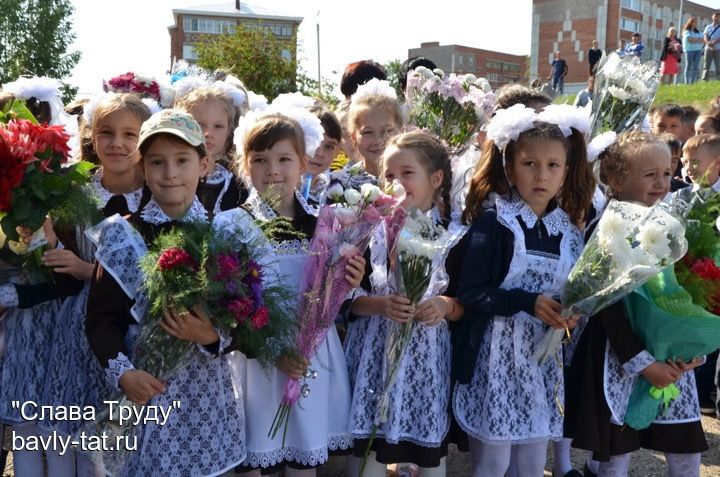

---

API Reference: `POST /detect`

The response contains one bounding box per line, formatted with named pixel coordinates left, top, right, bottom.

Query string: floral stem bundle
left=534, top=200, right=687, bottom=363
left=360, top=207, right=448, bottom=476
left=269, top=183, right=401, bottom=444
left=589, top=53, right=660, bottom=138
left=405, top=67, right=495, bottom=154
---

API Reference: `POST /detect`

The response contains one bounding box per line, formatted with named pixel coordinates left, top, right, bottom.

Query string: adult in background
left=702, top=12, right=720, bottom=81
left=616, top=39, right=627, bottom=57
left=624, top=32, right=645, bottom=58
left=339, top=59, right=387, bottom=100
left=588, top=40, right=602, bottom=75
left=574, top=76, right=595, bottom=108
left=548, top=51, right=568, bottom=95
left=683, top=16, right=705, bottom=84
left=660, top=27, right=683, bottom=85
left=398, top=56, right=437, bottom=93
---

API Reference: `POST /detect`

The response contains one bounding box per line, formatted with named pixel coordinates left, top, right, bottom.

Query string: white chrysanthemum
left=173, top=76, right=210, bottom=100
left=344, top=189, right=362, bottom=205
left=475, top=77, right=492, bottom=93
left=326, top=183, right=344, bottom=200
left=271, top=92, right=316, bottom=110
left=587, top=131, right=618, bottom=163
left=462, top=73, right=478, bottom=84
left=636, top=222, right=671, bottom=260
left=351, top=78, right=397, bottom=103
left=413, top=66, right=435, bottom=79
left=360, top=183, right=381, bottom=203
left=486, top=103, right=538, bottom=151
left=432, top=68, right=445, bottom=77
left=141, top=98, right=162, bottom=115
left=596, top=210, right=633, bottom=250
left=608, top=86, right=631, bottom=101
left=537, top=104, right=591, bottom=137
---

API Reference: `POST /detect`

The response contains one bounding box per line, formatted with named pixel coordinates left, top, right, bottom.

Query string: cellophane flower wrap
left=589, top=52, right=660, bottom=138
left=622, top=188, right=720, bottom=429
left=405, top=66, right=495, bottom=153
left=269, top=183, right=401, bottom=443
left=360, top=207, right=451, bottom=476
left=534, top=200, right=688, bottom=363
left=0, top=99, right=96, bottom=279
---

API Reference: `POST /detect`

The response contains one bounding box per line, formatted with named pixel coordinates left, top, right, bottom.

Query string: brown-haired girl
left=176, top=85, right=248, bottom=216
left=344, top=131, right=467, bottom=477
left=235, top=112, right=365, bottom=477
left=565, top=131, right=706, bottom=477
left=452, top=105, right=595, bottom=477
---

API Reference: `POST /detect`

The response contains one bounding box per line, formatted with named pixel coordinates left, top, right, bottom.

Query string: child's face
left=507, top=139, right=568, bottom=216
left=93, top=110, right=142, bottom=176
left=307, top=134, right=339, bottom=177
left=383, top=145, right=442, bottom=213
left=652, top=113, right=682, bottom=136
left=682, top=145, right=720, bottom=186
left=143, top=135, right=209, bottom=216
left=353, top=109, right=398, bottom=168
left=188, top=99, right=230, bottom=161
left=695, top=117, right=718, bottom=135
left=613, top=150, right=671, bottom=206
left=247, top=138, right=304, bottom=207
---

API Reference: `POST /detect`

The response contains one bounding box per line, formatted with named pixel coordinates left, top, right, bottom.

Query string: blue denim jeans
left=552, top=75, right=564, bottom=95
left=685, top=50, right=702, bottom=84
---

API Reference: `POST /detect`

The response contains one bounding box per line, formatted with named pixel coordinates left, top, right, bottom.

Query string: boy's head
left=658, top=132, right=682, bottom=174
left=680, top=106, right=700, bottom=143
left=651, top=104, right=684, bottom=136
left=682, top=134, right=720, bottom=186
left=307, top=105, right=341, bottom=176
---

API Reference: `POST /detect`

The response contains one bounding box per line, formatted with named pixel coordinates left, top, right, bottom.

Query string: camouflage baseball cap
left=137, top=109, right=206, bottom=150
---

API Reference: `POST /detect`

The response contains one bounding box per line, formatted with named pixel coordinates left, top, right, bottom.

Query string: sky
left=68, top=0, right=718, bottom=97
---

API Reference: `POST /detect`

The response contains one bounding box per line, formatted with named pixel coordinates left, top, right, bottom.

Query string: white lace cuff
left=106, top=352, right=135, bottom=391
left=0, top=285, right=18, bottom=308
left=623, top=350, right=655, bottom=377
left=197, top=327, right=232, bottom=357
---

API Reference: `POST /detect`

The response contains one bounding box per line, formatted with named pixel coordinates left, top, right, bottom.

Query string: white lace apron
left=237, top=190, right=353, bottom=468
left=453, top=197, right=584, bottom=444
left=344, top=208, right=468, bottom=447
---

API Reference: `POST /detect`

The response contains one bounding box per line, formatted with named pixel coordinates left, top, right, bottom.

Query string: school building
left=531, top=0, right=716, bottom=92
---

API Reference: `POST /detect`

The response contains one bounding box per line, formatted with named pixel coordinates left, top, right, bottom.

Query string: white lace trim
left=204, top=163, right=234, bottom=215
left=0, top=285, right=19, bottom=308
left=623, top=350, right=655, bottom=376
left=244, top=434, right=352, bottom=468
left=140, top=197, right=209, bottom=225
left=496, top=195, right=569, bottom=237
left=89, top=168, right=143, bottom=213
left=197, top=327, right=233, bottom=357
left=246, top=188, right=318, bottom=221
left=105, top=352, right=135, bottom=391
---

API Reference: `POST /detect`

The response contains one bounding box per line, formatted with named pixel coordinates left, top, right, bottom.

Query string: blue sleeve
left=457, top=211, right=539, bottom=318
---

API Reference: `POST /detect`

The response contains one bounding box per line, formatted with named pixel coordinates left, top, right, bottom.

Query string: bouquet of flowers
left=405, top=66, right=495, bottom=153
left=534, top=200, right=688, bottom=363
left=0, top=99, right=96, bottom=278
left=103, top=71, right=175, bottom=108
left=269, top=182, right=401, bottom=443
left=620, top=187, right=720, bottom=429
left=360, top=205, right=450, bottom=475
left=589, top=52, right=660, bottom=138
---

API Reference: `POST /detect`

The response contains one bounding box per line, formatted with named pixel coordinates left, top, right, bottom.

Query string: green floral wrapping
left=624, top=267, right=720, bottom=429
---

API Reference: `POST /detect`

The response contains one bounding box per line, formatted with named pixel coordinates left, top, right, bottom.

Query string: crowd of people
left=0, top=45, right=719, bottom=477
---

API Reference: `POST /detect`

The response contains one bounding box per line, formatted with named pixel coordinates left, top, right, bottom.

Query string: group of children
left=0, top=66, right=719, bottom=477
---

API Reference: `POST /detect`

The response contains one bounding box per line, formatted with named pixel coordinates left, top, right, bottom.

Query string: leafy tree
left=384, top=59, right=403, bottom=98
left=0, top=0, right=81, bottom=102
left=195, top=23, right=298, bottom=98
left=296, top=69, right=339, bottom=108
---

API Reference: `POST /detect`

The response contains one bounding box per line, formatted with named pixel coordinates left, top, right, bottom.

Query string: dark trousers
left=695, top=349, right=719, bottom=403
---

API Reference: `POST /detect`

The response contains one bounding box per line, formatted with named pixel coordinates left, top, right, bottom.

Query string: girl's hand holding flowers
left=160, top=305, right=219, bottom=346
left=414, top=296, right=450, bottom=326
left=344, top=255, right=366, bottom=288
left=277, top=353, right=310, bottom=380
left=667, top=357, right=704, bottom=373
left=534, top=295, right=566, bottom=329
left=641, top=362, right=681, bottom=388
left=383, top=295, right=415, bottom=323
left=119, top=369, right=166, bottom=405
left=42, top=249, right=94, bottom=280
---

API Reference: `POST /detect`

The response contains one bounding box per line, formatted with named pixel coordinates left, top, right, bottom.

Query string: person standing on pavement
left=549, top=51, right=568, bottom=96
left=588, top=40, right=603, bottom=75
left=702, top=12, right=720, bottom=81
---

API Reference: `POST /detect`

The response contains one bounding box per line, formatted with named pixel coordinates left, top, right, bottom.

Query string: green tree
left=195, top=23, right=298, bottom=98
left=0, top=0, right=81, bottom=102
left=296, top=69, right=339, bottom=108
left=384, top=59, right=403, bottom=98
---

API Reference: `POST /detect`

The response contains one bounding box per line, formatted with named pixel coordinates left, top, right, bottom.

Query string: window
left=281, top=49, right=291, bottom=61
left=621, top=0, right=640, bottom=11
left=182, top=44, right=197, bottom=60
left=621, top=17, right=641, bottom=33
left=487, top=73, right=502, bottom=83
left=183, top=17, right=235, bottom=34
left=468, top=57, right=475, bottom=66
left=486, top=60, right=503, bottom=70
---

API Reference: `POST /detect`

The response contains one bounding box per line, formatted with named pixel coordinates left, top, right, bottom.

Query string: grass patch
left=653, top=80, right=720, bottom=109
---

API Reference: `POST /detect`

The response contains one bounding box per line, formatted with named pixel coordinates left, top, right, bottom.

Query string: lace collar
left=204, top=163, right=233, bottom=185
left=496, top=195, right=568, bottom=237
left=245, top=188, right=318, bottom=221
left=90, top=168, right=143, bottom=213
left=425, top=206, right=443, bottom=227
left=140, top=197, right=209, bottom=225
